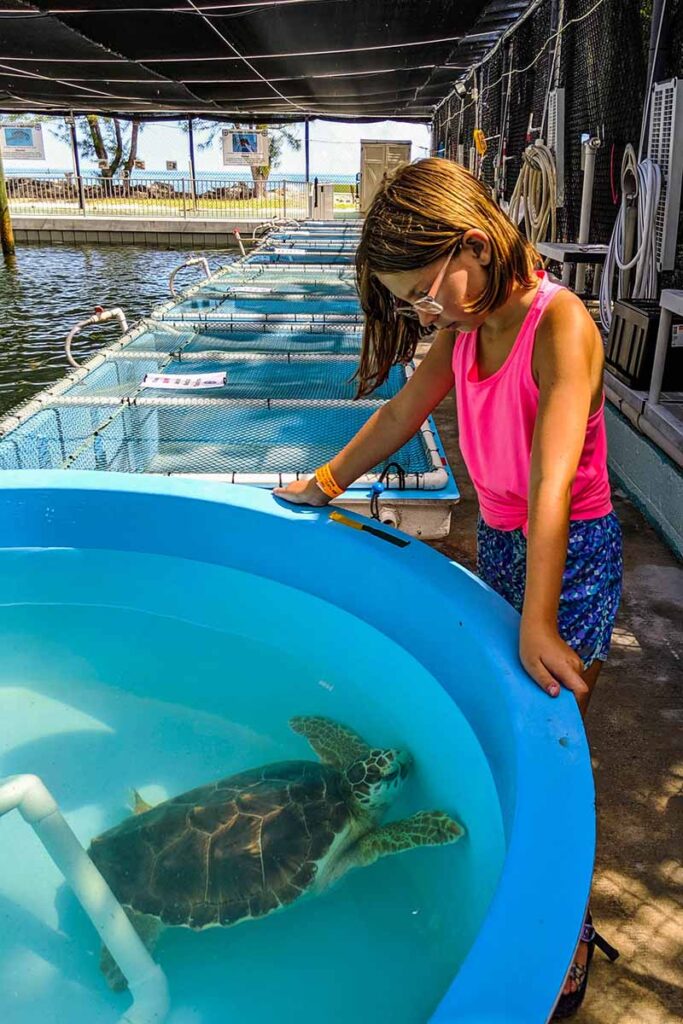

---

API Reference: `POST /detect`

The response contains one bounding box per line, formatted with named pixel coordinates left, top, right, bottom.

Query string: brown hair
left=354, top=157, right=540, bottom=396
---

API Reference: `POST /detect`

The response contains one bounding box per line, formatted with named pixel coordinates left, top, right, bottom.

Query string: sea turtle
left=89, top=715, right=464, bottom=991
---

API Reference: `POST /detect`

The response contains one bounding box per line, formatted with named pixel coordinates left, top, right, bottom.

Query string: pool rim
left=0, top=471, right=595, bottom=1024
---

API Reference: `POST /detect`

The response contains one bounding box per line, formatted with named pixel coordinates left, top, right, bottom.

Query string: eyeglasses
left=395, top=245, right=459, bottom=320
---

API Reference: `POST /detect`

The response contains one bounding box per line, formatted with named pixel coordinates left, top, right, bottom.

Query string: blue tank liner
left=153, top=266, right=360, bottom=324
left=158, top=295, right=362, bottom=322
left=179, top=280, right=358, bottom=296
left=191, top=267, right=356, bottom=281
left=0, top=298, right=455, bottom=496
left=267, top=231, right=361, bottom=243
left=247, top=253, right=355, bottom=265
left=258, top=236, right=357, bottom=245
left=0, top=402, right=439, bottom=479
left=55, top=355, right=401, bottom=403
left=126, top=325, right=363, bottom=356
left=0, top=472, right=595, bottom=1024
left=256, top=244, right=358, bottom=255
left=0, top=223, right=457, bottom=512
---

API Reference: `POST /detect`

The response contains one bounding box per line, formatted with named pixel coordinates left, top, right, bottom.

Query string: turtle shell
left=88, top=760, right=351, bottom=929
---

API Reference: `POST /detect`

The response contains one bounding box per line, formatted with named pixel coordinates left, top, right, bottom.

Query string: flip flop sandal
left=552, top=910, right=619, bottom=1019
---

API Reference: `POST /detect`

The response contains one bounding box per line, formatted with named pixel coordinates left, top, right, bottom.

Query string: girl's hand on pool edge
left=273, top=478, right=331, bottom=507
left=519, top=619, right=589, bottom=701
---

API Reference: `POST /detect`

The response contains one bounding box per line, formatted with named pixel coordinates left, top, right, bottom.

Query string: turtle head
left=344, top=748, right=412, bottom=812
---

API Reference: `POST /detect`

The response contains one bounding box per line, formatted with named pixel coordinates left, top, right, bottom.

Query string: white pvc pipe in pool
left=0, top=774, right=170, bottom=1024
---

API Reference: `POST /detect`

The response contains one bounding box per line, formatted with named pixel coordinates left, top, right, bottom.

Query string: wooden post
left=0, top=143, right=15, bottom=257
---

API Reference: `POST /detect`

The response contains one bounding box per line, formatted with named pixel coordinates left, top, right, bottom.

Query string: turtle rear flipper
left=289, top=716, right=371, bottom=768
left=130, top=789, right=155, bottom=816
left=100, top=909, right=162, bottom=991
left=352, top=810, right=464, bottom=867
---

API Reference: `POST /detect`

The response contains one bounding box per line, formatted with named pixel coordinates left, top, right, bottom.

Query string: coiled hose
left=509, top=141, right=558, bottom=246
left=599, top=144, right=661, bottom=330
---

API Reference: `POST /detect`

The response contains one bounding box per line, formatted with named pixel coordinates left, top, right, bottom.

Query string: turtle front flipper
left=289, top=715, right=371, bottom=768
left=352, top=810, right=465, bottom=867
left=100, top=909, right=162, bottom=992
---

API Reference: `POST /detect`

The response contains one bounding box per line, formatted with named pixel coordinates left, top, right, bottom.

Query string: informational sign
left=165, top=160, right=177, bottom=171
left=1, top=124, right=45, bottom=160
left=141, top=372, right=227, bottom=391
left=222, top=129, right=268, bottom=166
left=229, top=286, right=273, bottom=293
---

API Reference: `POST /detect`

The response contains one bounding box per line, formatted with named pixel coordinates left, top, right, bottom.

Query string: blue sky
left=4, top=118, right=432, bottom=176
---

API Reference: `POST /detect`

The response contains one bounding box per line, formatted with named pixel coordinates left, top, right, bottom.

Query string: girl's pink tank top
left=451, top=271, right=612, bottom=532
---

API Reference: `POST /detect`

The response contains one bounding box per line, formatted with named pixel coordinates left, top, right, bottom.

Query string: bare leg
left=575, top=659, right=603, bottom=719
left=562, top=659, right=603, bottom=997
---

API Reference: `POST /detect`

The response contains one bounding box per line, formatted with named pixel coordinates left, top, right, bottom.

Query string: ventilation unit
left=647, top=78, right=683, bottom=271
left=547, top=88, right=565, bottom=206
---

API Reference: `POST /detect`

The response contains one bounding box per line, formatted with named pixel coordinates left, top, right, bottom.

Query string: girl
left=274, top=157, right=622, bottom=1017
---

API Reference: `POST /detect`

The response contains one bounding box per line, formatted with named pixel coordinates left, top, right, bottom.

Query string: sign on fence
left=222, top=129, right=268, bottom=166
left=1, top=124, right=45, bottom=160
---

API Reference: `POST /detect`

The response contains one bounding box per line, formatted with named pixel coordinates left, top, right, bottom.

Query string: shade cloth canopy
left=0, top=0, right=532, bottom=122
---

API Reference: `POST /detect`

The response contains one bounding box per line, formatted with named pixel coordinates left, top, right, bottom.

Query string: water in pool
left=0, top=546, right=505, bottom=1024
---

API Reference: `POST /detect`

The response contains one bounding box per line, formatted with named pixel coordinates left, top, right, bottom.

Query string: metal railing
left=6, top=174, right=360, bottom=221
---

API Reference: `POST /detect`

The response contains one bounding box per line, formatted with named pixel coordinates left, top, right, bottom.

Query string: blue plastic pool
left=0, top=473, right=594, bottom=1024
left=164, top=296, right=361, bottom=318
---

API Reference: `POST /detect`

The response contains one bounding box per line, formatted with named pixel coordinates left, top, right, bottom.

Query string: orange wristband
left=314, top=462, right=344, bottom=498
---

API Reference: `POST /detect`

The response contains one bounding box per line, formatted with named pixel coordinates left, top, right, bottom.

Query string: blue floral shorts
left=477, top=512, right=623, bottom=666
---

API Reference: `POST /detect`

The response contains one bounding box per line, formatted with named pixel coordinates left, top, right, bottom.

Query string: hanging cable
left=599, top=144, right=661, bottom=331
left=184, top=0, right=310, bottom=115
left=438, top=0, right=609, bottom=132
left=508, top=141, right=557, bottom=246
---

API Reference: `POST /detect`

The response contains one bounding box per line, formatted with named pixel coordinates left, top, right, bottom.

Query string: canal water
left=0, top=245, right=228, bottom=418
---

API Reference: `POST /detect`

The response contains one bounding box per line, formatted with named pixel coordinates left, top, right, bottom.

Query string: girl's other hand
left=273, top=478, right=331, bottom=507
left=519, top=620, right=589, bottom=701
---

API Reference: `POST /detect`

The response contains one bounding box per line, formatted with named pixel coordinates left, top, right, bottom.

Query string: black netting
left=431, top=0, right=683, bottom=266
left=559, top=0, right=647, bottom=245
left=662, top=0, right=683, bottom=289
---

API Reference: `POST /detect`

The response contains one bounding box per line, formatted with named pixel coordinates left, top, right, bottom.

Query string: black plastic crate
left=605, top=300, right=683, bottom=390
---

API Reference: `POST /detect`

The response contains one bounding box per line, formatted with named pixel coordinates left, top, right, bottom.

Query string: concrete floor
left=427, top=386, right=683, bottom=1024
